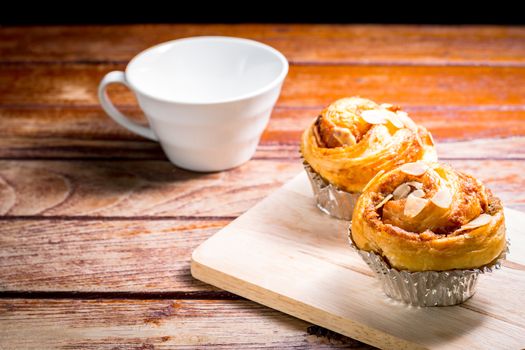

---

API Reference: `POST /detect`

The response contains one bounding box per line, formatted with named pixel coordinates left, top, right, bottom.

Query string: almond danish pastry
left=300, top=97, right=437, bottom=220
left=350, top=161, right=507, bottom=306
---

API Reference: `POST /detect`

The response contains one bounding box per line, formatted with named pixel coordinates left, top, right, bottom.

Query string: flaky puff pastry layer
left=300, top=97, right=437, bottom=193
left=351, top=162, right=506, bottom=271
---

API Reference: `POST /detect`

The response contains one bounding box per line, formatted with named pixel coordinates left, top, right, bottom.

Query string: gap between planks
left=0, top=290, right=239, bottom=300
left=3, top=59, right=525, bottom=68
left=2, top=104, right=525, bottom=111
left=0, top=215, right=237, bottom=221
left=0, top=155, right=523, bottom=162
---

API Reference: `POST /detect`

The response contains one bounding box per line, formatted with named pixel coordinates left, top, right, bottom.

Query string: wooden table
left=0, top=24, right=524, bottom=349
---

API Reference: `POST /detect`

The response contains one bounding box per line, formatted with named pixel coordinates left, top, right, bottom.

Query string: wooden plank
left=1, top=65, right=525, bottom=108
left=0, top=159, right=301, bottom=217
left=1, top=107, right=524, bottom=143
left=1, top=25, right=525, bottom=65
left=0, top=299, right=372, bottom=349
left=0, top=138, right=302, bottom=160
left=191, top=173, right=525, bottom=349
left=0, top=159, right=523, bottom=218
left=0, top=137, right=524, bottom=161
left=435, top=138, right=525, bottom=159
left=0, top=219, right=226, bottom=292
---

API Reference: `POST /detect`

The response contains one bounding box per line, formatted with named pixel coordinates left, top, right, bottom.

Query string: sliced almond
left=375, top=194, right=393, bottom=210
left=428, top=132, right=435, bottom=146
left=406, top=181, right=423, bottom=190
left=404, top=194, right=428, bottom=218
left=411, top=189, right=425, bottom=198
left=392, top=183, right=411, bottom=200
left=458, top=214, right=493, bottom=231
left=431, top=186, right=452, bottom=209
left=399, top=162, right=429, bottom=176
left=396, top=111, right=417, bottom=129
left=361, top=110, right=389, bottom=125
left=386, top=112, right=404, bottom=128
left=415, top=134, right=424, bottom=149
left=365, top=107, right=404, bottom=128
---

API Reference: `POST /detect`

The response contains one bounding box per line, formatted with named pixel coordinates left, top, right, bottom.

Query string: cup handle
left=98, top=71, right=158, bottom=141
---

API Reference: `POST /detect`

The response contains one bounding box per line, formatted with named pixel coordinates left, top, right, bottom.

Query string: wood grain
left=1, top=138, right=525, bottom=161
left=191, top=173, right=525, bottom=349
left=0, top=219, right=227, bottom=292
left=1, top=64, right=525, bottom=108
left=0, top=161, right=523, bottom=294
left=0, top=299, right=373, bottom=349
left=0, top=159, right=301, bottom=217
left=0, top=159, right=522, bottom=219
left=1, top=106, right=524, bottom=144
left=1, top=25, right=524, bottom=65
left=0, top=138, right=302, bottom=160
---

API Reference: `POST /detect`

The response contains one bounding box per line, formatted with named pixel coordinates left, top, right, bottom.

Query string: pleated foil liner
left=303, top=161, right=360, bottom=220
left=348, top=227, right=508, bottom=307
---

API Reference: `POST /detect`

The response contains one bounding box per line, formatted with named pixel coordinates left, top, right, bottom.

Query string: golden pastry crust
left=351, top=162, right=506, bottom=271
left=300, top=97, right=437, bottom=193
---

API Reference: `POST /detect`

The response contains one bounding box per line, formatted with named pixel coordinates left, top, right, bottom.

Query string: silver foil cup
left=348, top=227, right=508, bottom=307
left=303, top=161, right=360, bottom=220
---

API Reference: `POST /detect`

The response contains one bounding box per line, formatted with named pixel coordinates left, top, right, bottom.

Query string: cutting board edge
left=190, top=250, right=424, bottom=350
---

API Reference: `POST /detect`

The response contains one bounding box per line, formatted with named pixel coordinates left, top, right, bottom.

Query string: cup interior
left=126, top=37, right=288, bottom=104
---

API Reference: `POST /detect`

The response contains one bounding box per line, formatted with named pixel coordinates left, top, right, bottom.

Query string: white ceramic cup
left=98, top=36, right=288, bottom=171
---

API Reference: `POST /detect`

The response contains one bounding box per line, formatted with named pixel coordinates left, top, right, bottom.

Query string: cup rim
left=125, top=36, right=289, bottom=106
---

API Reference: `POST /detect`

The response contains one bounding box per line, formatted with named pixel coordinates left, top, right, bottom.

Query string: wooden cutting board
left=191, top=172, right=525, bottom=350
